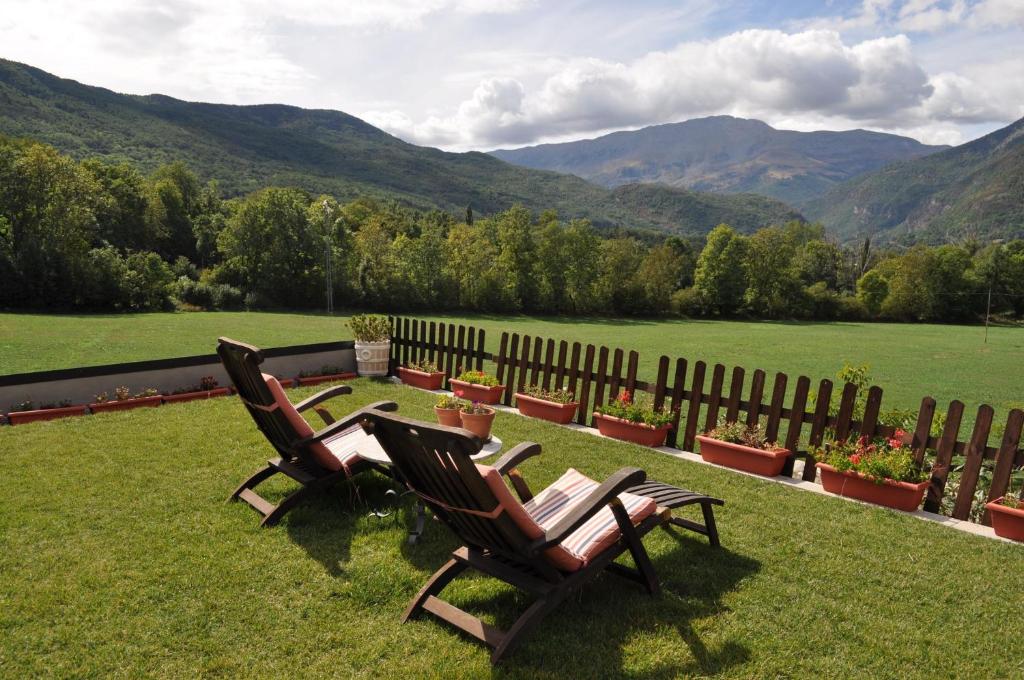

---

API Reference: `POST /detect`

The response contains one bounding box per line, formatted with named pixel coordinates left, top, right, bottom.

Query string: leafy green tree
left=792, top=240, right=842, bottom=289
left=856, top=269, right=889, bottom=316
left=495, top=205, right=537, bottom=310
left=638, top=243, right=686, bottom=313
left=595, top=237, right=646, bottom=314
left=743, top=226, right=802, bottom=317
left=563, top=219, right=603, bottom=314
left=693, top=224, right=748, bottom=315
left=83, top=159, right=152, bottom=251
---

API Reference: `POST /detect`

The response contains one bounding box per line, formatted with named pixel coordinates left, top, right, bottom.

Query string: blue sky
left=2, top=0, right=1022, bottom=149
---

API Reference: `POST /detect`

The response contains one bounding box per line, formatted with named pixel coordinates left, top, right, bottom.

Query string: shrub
left=670, top=287, right=703, bottom=317
left=406, top=359, right=439, bottom=373
left=706, top=418, right=775, bottom=449
left=520, top=385, right=575, bottom=403
left=349, top=314, right=390, bottom=342
left=455, top=370, right=500, bottom=387
left=174, top=278, right=243, bottom=310
left=596, top=390, right=673, bottom=427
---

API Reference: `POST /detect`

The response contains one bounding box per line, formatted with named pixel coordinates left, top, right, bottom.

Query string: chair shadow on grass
left=396, top=518, right=760, bottom=678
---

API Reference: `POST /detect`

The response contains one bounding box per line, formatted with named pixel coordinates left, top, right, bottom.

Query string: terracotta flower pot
left=163, top=388, right=231, bottom=404
left=593, top=412, right=670, bottom=447
left=89, top=395, right=163, bottom=414
left=434, top=406, right=462, bottom=428
left=277, top=378, right=296, bottom=388
left=460, top=407, right=496, bottom=441
left=515, top=393, right=578, bottom=424
left=297, top=372, right=357, bottom=387
left=8, top=404, right=89, bottom=425
left=986, top=498, right=1024, bottom=541
left=449, top=379, right=505, bottom=405
left=398, top=367, right=445, bottom=390
left=816, top=463, right=928, bottom=512
left=696, top=435, right=790, bottom=477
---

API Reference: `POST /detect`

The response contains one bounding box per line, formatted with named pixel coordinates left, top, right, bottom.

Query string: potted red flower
left=815, top=430, right=929, bottom=512
left=297, top=365, right=357, bottom=387
left=459, top=400, right=496, bottom=441
left=515, top=386, right=578, bottom=424
left=90, top=386, right=163, bottom=414
left=397, top=359, right=445, bottom=390
left=448, top=370, right=504, bottom=404
left=163, top=376, right=232, bottom=404
left=434, top=394, right=462, bottom=427
left=593, top=390, right=672, bottom=447
left=697, top=420, right=789, bottom=477
left=7, top=399, right=89, bottom=425
left=986, top=494, right=1024, bottom=542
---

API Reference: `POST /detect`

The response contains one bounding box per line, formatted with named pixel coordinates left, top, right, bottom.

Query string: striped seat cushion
left=477, top=465, right=656, bottom=572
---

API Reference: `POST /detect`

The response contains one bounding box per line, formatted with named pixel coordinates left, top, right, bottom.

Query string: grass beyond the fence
left=0, top=379, right=1020, bottom=678
left=2, top=311, right=1022, bottom=420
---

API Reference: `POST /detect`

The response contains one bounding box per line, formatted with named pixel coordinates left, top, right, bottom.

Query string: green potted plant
left=697, top=419, right=789, bottom=477
left=297, top=365, right=357, bottom=387
left=434, top=394, right=462, bottom=427
left=90, top=386, right=163, bottom=414
left=397, top=359, right=445, bottom=390
left=459, top=400, right=496, bottom=441
left=515, top=385, right=578, bottom=424
left=593, top=390, right=673, bottom=447
left=349, top=314, right=391, bottom=376
left=815, top=430, right=929, bottom=511
left=449, top=370, right=504, bottom=404
left=985, top=493, right=1024, bottom=542
left=163, top=376, right=232, bottom=404
left=7, top=399, right=88, bottom=425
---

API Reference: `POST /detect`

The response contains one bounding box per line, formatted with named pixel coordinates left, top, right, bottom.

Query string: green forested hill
left=804, top=117, right=1024, bottom=243
left=0, top=58, right=800, bottom=234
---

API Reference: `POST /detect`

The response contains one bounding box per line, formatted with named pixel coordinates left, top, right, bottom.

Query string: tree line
left=2, top=134, right=1022, bottom=322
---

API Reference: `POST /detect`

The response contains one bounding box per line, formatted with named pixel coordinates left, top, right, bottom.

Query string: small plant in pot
left=697, top=419, right=789, bottom=477
left=349, top=314, right=391, bottom=376
left=165, top=376, right=231, bottom=403
left=398, top=359, right=445, bottom=390
left=815, top=430, right=929, bottom=511
left=593, top=390, right=673, bottom=447
left=448, top=370, right=505, bottom=404
left=7, top=399, right=88, bottom=425
left=985, top=492, right=1024, bottom=542
left=434, top=394, right=463, bottom=427
left=458, top=399, right=496, bottom=441
left=90, top=386, right=163, bottom=413
left=297, top=365, right=356, bottom=386
left=515, top=385, right=578, bottom=424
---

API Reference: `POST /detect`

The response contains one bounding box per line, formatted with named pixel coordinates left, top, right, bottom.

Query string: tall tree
left=693, top=224, right=748, bottom=315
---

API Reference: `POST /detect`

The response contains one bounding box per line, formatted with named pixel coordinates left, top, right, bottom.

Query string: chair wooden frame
left=218, top=337, right=397, bottom=527
left=359, top=409, right=682, bottom=664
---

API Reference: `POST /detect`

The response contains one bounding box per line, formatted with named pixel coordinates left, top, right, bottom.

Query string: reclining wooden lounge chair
left=217, top=337, right=397, bottom=527
left=358, top=410, right=723, bottom=664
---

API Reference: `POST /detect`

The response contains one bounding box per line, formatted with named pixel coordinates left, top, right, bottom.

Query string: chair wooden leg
left=403, top=558, right=468, bottom=622
left=700, top=501, right=721, bottom=548
left=260, top=483, right=320, bottom=527
left=490, top=593, right=565, bottom=664
left=612, top=503, right=660, bottom=596
left=228, top=464, right=278, bottom=501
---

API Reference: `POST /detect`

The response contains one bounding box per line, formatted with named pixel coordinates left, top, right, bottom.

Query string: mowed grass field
left=1, top=311, right=1022, bottom=418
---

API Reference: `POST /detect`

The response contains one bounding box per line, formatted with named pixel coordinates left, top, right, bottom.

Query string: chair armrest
left=294, top=401, right=399, bottom=449
left=527, top=467, right=647, bottom=554
left=493, top=442, right=542, bottom=475
left=294, top=384, right=352, bottom=413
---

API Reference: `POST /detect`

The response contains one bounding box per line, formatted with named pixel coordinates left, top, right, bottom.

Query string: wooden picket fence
left=388, top=316, right=1024, bottom=525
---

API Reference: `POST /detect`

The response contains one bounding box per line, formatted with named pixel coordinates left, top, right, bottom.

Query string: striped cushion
left=320, top=424, right=373, bottom=475
left=524, top=468, right=656, bottom=567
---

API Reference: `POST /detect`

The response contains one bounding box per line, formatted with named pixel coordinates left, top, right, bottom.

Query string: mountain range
left=0, top=58, right=799, bottom=237
left=491, top=116, right=948, bottom=206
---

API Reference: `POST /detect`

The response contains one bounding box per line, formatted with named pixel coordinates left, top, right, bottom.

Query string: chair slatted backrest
left=363, top=411, right=536, bottom=560
left=217, top=337, right=305, bottom=460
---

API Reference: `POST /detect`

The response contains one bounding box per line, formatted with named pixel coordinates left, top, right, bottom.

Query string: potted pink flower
left=448, top=370, right=504, bottom=404
left=397, top=359, right=445, bottom=390
left=815, top=430, right=929, bottom=512
left=593, top=390, right=672, bottom=447
left=459, top=400, right=496, bottom=441
left=515, top=386, right=578, bottom=424
left=90, top=386, right=163, bottom=414
left=697, top=420, right=789, bottom=477
left=985, top=494, right=1024, bottom=542
left=7, top=399, right=88, bottom=425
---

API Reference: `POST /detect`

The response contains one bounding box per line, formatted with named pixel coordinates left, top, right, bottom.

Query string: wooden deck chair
left=218, top=337, right=397, bottom=527
left=358, top=410, right=676, bottom=664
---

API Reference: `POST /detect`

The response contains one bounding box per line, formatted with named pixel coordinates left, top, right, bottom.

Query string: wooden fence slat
left=804, top=379, right=833, bottom=482
left=608, top=348, right=624, bottom=400
left=541, top=338, right=555, bottom=390
left=952, top=405, right=994, bottom=520
left=503, top=333, right=520, bottom=406
left=465, top=327, right=476, bottom=376
left=436, top=323, right=446, bottom=373
left=528, top=336, right=542, bottom=386
left=725, top=367, right=745, bottom=423
left=455, top=325, right=467, bottom=375
left=859, top=386, right=884, bottom=437
left=446, top=323, right=458, bottom=385
left=653, top=356, right=670, bottom=412
left=923, top=400, right=965, bottom=513
left=475, top=329, right=486, bottom=371
left=666, top=358, right=687, bottom=448
left=401, top=318, right=410, bottom=367
left=683, top=361, right=707, bottom=451
left=624, top=351, right=639, bottom=395
left=781, top=375, right=808, bottom=478
left=704, top=364, right=726, bottom=432
left=983, top=409, right=1024, bottom=524
left=516, top=335, right=531, bottom=395
left=592, top=347, right=610, bottom=424
left=554, top=340, right=568, bottom=390
left=428, top=321, right=437, bottom=363
left=746, top=369, right=765, bottom=426
left=764, top=372, right=787, bottom=442
left=911, top=397, right=936, bottom=465
left=567, top=342, right=582, bottom=396
left=833, top=382, right=858, bottom=441
left=495, top=332, right=509, bottom=384
left=419, top=320, right=428, bottom=363
left=576, top=345, right=596, bottom=426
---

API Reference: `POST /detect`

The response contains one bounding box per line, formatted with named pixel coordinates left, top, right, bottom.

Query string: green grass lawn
left=2, top=311, right=1022, bottom=420
left=1, top=379, right=1021, bottom=678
